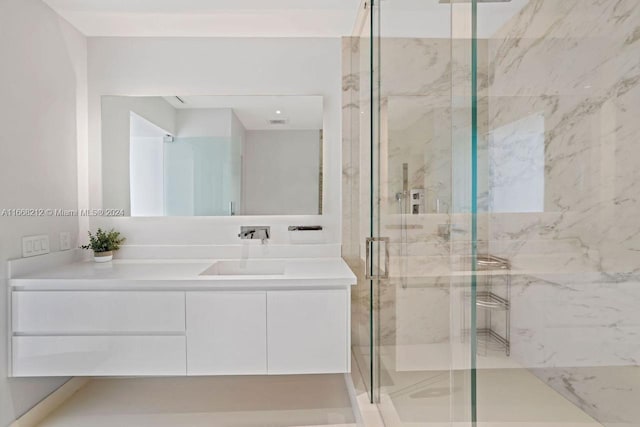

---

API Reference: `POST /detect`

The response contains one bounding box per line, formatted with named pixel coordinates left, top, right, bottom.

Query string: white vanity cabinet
left=186, top=292, right=267, bottom=375
left=9, top=258, right=356, bottom=378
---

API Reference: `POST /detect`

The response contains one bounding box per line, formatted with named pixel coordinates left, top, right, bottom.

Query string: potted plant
left=81, top=228, right=125, bottom=262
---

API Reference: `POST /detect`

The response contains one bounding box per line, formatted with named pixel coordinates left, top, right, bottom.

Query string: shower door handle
left=365, top=237, right=390, bottom=280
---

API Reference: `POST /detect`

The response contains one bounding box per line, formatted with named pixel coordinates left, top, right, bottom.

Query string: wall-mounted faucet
left=238, top=226, right=270, bottom=244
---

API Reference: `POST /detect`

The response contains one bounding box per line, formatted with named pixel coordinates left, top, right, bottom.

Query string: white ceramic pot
left=94, top=251, right=113, bottom=263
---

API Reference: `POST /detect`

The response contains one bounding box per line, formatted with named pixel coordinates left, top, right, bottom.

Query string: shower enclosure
left=343, top=0, right=640, bottom=425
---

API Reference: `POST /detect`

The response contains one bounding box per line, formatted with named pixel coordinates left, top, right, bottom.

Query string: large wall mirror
left=101, top=95, right=324, bottom=216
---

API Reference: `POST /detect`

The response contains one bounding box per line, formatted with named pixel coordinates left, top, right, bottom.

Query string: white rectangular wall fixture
left=22, top=235, right=50, bottom=258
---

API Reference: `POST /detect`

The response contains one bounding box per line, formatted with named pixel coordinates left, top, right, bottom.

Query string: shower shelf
left=462, top=254, right=511, bottom=356
left=476, top=329, right=510, bottom=352
left=476, top=254, right=511, bottom=271
left=462, top=328, right=509, bottom=349
left=474, top=291, right=509, bottom=311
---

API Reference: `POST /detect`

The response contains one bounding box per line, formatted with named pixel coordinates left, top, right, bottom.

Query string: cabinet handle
left=365, top=237, right=390, bottom=280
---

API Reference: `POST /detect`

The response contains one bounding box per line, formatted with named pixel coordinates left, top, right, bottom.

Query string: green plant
left=80, top=228, right=125, bottom=253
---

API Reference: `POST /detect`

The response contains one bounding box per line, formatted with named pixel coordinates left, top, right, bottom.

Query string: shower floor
left=354, top=344, right=603, bottom=426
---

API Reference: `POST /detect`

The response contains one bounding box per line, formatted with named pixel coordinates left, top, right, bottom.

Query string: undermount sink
left=199, top=260, right=286, bottom=276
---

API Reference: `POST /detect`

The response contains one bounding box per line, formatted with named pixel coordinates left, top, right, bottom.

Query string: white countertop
left=10, top=258, right=357, bottom=291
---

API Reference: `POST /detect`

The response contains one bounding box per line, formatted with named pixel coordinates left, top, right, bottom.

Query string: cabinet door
left=267, top=289, right=349, bottom=374
left=186, top=292, right=266, bottom=375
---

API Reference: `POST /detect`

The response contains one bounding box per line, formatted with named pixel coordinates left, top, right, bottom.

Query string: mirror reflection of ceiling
left=163, top=96, right=323, bottom=131
left=130, top=113, right=168, bottom=138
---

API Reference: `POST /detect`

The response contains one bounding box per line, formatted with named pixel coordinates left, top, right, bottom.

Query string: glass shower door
left=345, top=0, right=478, bottom=422
left=366, top=0, right=476, bottom=424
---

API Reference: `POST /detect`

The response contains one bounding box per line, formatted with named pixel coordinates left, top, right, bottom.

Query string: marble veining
left=343, top=1, right=639, bottom=423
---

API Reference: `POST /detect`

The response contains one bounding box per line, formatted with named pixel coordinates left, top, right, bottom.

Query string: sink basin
left=199, top=260, right=286, bottom=276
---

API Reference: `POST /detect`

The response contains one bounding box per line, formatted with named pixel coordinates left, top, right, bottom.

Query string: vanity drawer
left=12, top=291, right=185, bottom=334
left=12, top=335, right=186, bottom=377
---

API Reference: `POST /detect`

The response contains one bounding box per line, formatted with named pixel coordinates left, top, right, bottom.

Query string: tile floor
left=37, top=375, right=356, bottom=427
left=36, top=351, right=620, bottom=427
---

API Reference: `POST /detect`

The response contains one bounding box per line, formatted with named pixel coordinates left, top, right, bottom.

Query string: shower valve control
left=410, top=189, right=425, bottom=215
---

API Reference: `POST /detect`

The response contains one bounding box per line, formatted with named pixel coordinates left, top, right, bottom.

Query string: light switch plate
left=59, top=232, right=72, bottom=251
left=22, top=235, right=50, bottom=258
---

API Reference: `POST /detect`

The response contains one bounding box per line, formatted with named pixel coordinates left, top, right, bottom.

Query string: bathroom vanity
left=9, top=256, right=356, bottom=377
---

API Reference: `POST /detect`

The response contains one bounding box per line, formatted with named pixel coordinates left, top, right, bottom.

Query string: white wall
left=243, top=130, right=321, bottom=215
left=0, top=0, right=86, bottom=424
left=87, top=37, right=342, bottom=246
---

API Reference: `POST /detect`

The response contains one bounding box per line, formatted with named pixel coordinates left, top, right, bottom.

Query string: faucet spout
left=238, top=226, right=270, bottom=244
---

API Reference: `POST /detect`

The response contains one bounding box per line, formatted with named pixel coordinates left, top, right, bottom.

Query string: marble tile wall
left=486, top=0, right=640, bottom=272
left=510, top=274, right=640, bottom=369
left=485, top=1, right=640, bottom=425
left=341, top=37, right=370, bottom=363
left=508, top=271, right=640, bottom=426
left=341, top=36, right=361, bottom=264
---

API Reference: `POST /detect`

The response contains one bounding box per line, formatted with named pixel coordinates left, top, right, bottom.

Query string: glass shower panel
left=474, top=1, right=640, bottom=425
left=343, top=3, right=375, bottom=401
left=164, top=137, right=238, bottom=216
left=451, top=1, right=479, bottom=424
left=368, top=0, right=475, bottom=424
